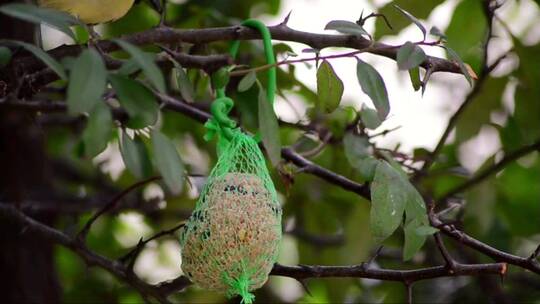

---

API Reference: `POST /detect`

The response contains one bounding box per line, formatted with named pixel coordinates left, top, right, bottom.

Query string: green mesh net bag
left=179, top=20, right=282, bottom=304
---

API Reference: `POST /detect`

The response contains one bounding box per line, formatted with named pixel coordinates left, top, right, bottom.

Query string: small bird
left=37, top=0, right=137, bottom=24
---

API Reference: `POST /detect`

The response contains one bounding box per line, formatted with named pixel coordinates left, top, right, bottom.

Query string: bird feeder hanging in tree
left=180, top=19, right=282, bottom=304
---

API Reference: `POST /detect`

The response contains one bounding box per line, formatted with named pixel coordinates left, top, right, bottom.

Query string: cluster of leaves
left=296, top=4, right=474, bottom=260
left=1, top=3, right=186, bottom=195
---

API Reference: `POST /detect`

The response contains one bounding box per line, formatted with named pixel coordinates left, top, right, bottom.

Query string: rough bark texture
left=0, top=0, right=61, bottom=302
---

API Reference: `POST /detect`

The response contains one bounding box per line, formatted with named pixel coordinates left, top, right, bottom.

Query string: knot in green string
left=222, top=268, right=256, bottom=304
left=204, top=19, right=276, bottom=153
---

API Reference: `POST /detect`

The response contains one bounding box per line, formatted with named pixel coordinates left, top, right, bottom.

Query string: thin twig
left=529, top=244, right=540, bottom=261
left=229, top=49, right=366, bottom=77
left=368, top=126, right=402, bottom=138
left=440, top=139, right=540, bottom=200
left=298, top=132, right=333, bottom=158
left=119, top=222, right=186, bottom=263
left=77, top=176, right=161, bottom=241
left=434, top=232, right=457, bottom=272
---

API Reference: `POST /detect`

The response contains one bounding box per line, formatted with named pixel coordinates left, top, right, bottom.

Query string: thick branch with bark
left=11, top=22, right=464, bottom=82
left=0, top=203, right=508, bottom=303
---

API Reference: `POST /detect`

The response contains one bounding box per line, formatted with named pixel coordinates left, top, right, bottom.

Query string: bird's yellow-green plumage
left=38, top=0, right=135, bottom=24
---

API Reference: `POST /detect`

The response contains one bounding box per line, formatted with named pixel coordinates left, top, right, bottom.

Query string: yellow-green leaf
left=317, top=60, right=344, bottom=113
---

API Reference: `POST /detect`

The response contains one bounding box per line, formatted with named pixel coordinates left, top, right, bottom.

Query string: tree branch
left=431, top=216, right=540, bottom=275
left=14, top=23, right=464, bottom=78
left=77, top=176, right=161, bottom=241
left=0, top=203, right=171, bottom=303
left=282, top=147, right=371, bottom=199
left=440, top=139, right=540, bottom=200
left=270, top=262, right=505, bottom=283
left=0, top=202, right=510, bottom=301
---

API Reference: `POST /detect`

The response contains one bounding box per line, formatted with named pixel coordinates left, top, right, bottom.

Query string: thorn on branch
left=529, top=244, right=540, bottom=261
left=405, top=282, right=413, bottom=304
left=297, top=279, right=312, bottom=297
left=361, top=245, right=383, bottom=271
left=357, top=12, right=393, bottom=30
left=280, top=11, right=293, bottom=26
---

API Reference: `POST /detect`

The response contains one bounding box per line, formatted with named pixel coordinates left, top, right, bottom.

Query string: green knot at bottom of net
left=222, top=266, right=256, bottom=304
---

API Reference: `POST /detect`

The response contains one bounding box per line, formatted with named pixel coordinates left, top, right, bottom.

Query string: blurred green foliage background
left=6, top=0, right=540, bottom=303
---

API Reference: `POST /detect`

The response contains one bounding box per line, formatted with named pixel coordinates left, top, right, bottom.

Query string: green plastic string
left=222, top=260, right=256, bottom=304
left=206, top=19, right=277, bottom=151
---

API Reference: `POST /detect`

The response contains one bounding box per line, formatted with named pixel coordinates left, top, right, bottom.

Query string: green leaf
left=117, top=59, right=140, bottom=76
left=211, top=67, right=230, bottom=90
left=109, top=74, right=159, bottom=129
left=82, top=103, right=112, bottom=158
left=397, top=42, right=426, bottom=70
left=357, top=157, right=379, bottom=182
left=67, top=49, right=106, bottom=114
left=10, top=41, right=66, bottom=80
left=238, top=71, right=257, bottom=92
left=151, top=130, right=185, bottom=195
left=403, top=218, right=426, bottom=260
left=370, top=157, right=433, bottom=257
left=356, top=58, right=390, bottom=120
left=324, top=20, right=368, bottom=36
left=416, top=226, right=439, bottom=235
left=454, top=76, right=506, bottom=142
left=173, top=65, right=195, bottom=103
left=403, top=176, right=431, bottom=260
left=359, top=105, right=382, bottom=129
left=0, top=3, right=80, bottom=40
left=258, top=88, right=281, bottom=167
left=316, top=60, right=344, bottom=113
left=380, top=150, right=408, bottom=179
left=343, top=132, right=378, bottom=181
left=408, top=67, right=422, bottom=91
left=374, top=0, right=443, bottom=39
left=512, top=41, right=540, bottom=145
left=394, top=5, right=426, bottom=40
left=445, top=0, right=486, bottom=73
left=0, top=46, right=12, bottom=68
left=114, top=40, right=166, bottom=93
left=446, top=46, right=473, bottom=87
left=370, top=161, right=408, bottom=243
left=343, top=132, right=371, bottom=164
left=120, top=131, right=153, bottom=179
